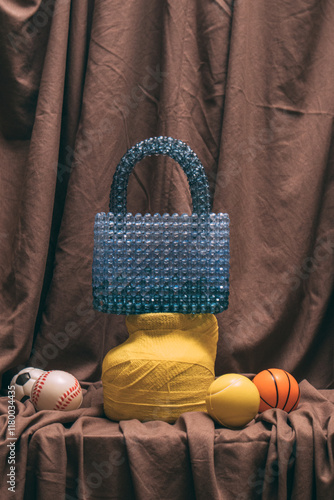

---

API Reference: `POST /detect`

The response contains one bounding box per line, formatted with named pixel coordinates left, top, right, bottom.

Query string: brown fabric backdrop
left=0, top=0, right=333, bottom=388
left=0, top=1, right=334, bottom=499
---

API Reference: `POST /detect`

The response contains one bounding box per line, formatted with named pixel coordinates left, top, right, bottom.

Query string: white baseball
left=31, top=370, right=83, bottom=411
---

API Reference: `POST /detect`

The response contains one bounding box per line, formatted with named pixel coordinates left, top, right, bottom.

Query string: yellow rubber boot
left=102, top=313, right=218, bottom=423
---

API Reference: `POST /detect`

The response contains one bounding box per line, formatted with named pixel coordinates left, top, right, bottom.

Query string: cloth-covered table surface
left=0, top=380, right=333, bottom=500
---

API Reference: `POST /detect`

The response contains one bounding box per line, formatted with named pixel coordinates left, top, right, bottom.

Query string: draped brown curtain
left=0, top=0, right=333, bottom=388
left=0, top=1, right=333, bottom=499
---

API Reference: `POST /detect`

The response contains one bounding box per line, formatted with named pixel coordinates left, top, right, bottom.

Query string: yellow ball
left=206, top=374, right=260, bottom=428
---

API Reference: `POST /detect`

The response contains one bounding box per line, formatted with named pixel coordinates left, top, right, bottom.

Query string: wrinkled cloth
left=0, top=380, right=333, bottom=500
left=0, top=0, right=334, bottom=498
left=0, top=0, right=334, bottom=388
left=0, top=0, right=333, bottom=389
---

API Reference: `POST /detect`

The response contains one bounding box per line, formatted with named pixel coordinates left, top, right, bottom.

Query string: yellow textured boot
left=102, top=313, right=218, bottom=423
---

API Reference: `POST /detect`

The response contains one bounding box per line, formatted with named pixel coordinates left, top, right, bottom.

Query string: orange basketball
left=252, top=368, right=300, bottom=413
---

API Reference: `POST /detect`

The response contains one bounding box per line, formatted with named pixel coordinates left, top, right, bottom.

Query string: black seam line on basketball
left=260, top=395, right=275, bottom=408
left=267, top=369, right=279, bottom=408
left=288, top=385, right=301, bottom=413
left=282, top=370, right=291, bottom=411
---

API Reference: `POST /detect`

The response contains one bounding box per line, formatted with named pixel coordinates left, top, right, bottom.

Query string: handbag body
left=92, top=136, right=230, bottom=315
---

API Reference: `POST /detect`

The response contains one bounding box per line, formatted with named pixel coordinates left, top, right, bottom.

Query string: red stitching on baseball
left=31, top=371, right=52, bottom=407
left=58, top=387, right=82, bottom=410
left=56, top=387, right=82, bottom=410
left=53, top=379, right=81, bottom=411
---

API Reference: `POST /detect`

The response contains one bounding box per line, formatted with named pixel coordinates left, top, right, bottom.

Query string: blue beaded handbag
left=92, top=136, right=230, bottom=315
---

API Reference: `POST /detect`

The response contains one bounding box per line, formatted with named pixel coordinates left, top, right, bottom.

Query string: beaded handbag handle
left=109, top=136, right=211, bottom=215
